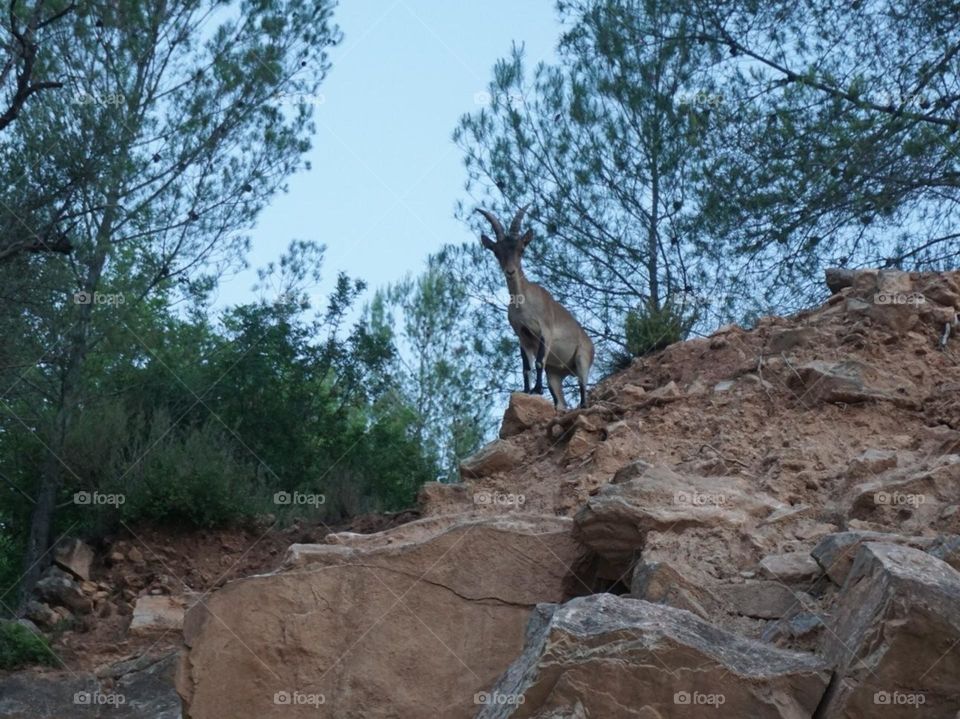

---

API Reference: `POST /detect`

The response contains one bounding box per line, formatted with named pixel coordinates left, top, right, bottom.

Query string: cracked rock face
left=475, top=593, right=831, bottom=719
left=818, top=543, right=960, bottom=718
left=176, top=515, right=589, bottom=719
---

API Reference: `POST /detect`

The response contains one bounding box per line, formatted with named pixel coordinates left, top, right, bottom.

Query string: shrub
left=625, top=300, right=694, bottom=357
left=0, top=621, right=56, bottom=670
left=0, top=529, right=19, bottom=601
left=604, top=300, right=697, bottom=374
left=113, top=416, right=262, bottom=528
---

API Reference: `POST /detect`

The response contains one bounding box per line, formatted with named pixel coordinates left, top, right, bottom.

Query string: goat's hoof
left=530, top=385, right=544, bottom=395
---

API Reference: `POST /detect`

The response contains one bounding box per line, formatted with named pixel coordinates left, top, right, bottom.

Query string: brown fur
left=478, top=207, right=594, bottom=409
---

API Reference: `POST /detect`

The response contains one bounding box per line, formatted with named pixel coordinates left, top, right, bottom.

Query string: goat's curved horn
left=509, top=205, right=529, bottom=235
left=475, top=208, right=504, bottom=239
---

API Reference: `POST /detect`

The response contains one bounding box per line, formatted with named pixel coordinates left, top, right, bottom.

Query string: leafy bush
left=605, top=300, right=697, bottom=374
left=0, top=528, right=20, bottom=600
left=0, top=621, right=56, bottom=670
left=625, top=300, right=694, bottom=357
left=112, top=416, right=262, bottom=528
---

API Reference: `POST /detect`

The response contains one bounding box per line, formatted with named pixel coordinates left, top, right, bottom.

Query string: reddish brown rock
left=459, top=438, right=522, bottom=479
left=178, top=515, right=588, bottom=719
left=499, top=392, right=555, bottom=438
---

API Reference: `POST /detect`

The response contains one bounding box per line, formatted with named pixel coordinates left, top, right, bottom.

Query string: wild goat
left=477, top=206, right=594, bottom=409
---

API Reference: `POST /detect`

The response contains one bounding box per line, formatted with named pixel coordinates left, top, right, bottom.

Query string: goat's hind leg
left=546, top=370, right=566, bottom=410
left=575, top=352, right=590, bottom=408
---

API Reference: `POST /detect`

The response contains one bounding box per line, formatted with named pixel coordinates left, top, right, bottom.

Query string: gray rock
left=811, top=531, right=934, bottom=585
left=818, top=543, right=960, bottom=718
left=53, top=538, right=95, bottom=581
left=0, top=652, right=180, bottom=718
left=825, top=267, right=855, bottom=293
left=927, top=534, right=960, bottom=572
left=24, top=599, right=60, bottom=629
left=34, top=566, right=92, bottom=614
left=476, top=594, right=830, bottom=719
left=714, top=581, right=811, bottom=620
left=758, top=551, right=822, bottom=584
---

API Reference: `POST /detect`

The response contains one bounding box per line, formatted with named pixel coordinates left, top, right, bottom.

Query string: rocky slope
left=175, top=268, right=960, bottom=718
left=7, top=268, right=960, bottom=718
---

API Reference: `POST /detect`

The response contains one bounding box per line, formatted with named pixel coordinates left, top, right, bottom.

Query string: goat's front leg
left=532, top=335, right=546, bottom=395
left=520, top=345, right=531, bottom=393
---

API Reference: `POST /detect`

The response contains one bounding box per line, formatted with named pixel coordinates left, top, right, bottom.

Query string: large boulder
left=574, top=463, right=779, bottom=565
left=818, top=543, right=960, bottom=717
left=177, top=515, right=589, bottom=719
left=475, top=594, right=830, bottom=718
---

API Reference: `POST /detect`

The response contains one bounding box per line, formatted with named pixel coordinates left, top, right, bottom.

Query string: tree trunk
left=17, top=196, right=118, bottom=608
left=648, top=158, right=660, bottom=311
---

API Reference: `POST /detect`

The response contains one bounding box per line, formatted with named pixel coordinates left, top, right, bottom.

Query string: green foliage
left=379, top=255, right=514, bottom=480
left=625, top=301, right=693, bottom=358
left=0, top=527, right=20, bottom=601
left=684, top=0, right=960, bottom=310
left=454, top=0, right=730, bottom=364
left=114, top=417, right=260, bottom=528
left=0, top=621, right=56, bottom=670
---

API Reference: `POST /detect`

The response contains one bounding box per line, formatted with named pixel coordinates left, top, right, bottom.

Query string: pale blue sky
left=215, top=0, right=561, bottom=309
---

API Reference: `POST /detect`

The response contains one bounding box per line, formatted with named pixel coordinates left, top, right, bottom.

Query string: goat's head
left=476, top=206, right=532, bottom=279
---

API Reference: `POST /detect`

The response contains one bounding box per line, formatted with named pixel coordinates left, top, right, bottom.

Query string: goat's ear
left=480, top=234, right=497, bottom=251
left=520, top=229, right=534, bottom=248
